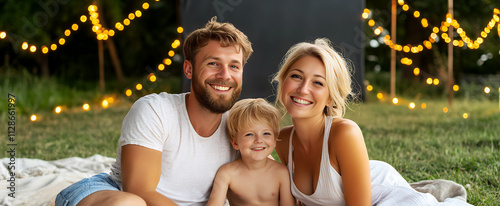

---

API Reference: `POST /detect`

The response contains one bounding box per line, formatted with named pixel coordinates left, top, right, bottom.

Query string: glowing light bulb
left=55, top=106, right=62, bottom=114
left=484, top=87, right=491, bottom=94
left=462, top=113, right=469, bottom=119
left=126, top=89, right=132, bottom=97
left=177, top=27, right=184, bottom=33
left=22, top=42, right=29, bottom=50
left=433, top=78, right=439, bottom=85
left=426, top=78, right=433, bottom=85
left=102, top=100, right=109, bottom=108
left=443, top=107, right=448, bottom=113
left=42, top=46, right=49, bottom=54
left=168, top=50, right=175, bottom=57
left=72, top=24, right=79, bottom=31
left=64, top=29, right=71, bottom=36
left=392, top=97, right=399, bottom=104
left=51, top=44, right=57, bottom=51
left=413, top=68, right=420, bottom=76
left=421, top=103, right=427, bottom=109
left=31, top=114, right=37, bottom=121
left=135, top=10, right=142, bottom=17
left=0, top=31, right=6, bottom=39
left=142, top=2, right=150, bottom=10
left=453, top=85, right=459, bottom=91
left=377, top=93, right=383, bottom=100
left=30, top=45, right=37, bottom=52
left=163, top=58, right=172, bottom=66
left=59, top=38, right=66, bottom=45
left=158, top=64, right=165, bottom=71
left=366, top=85, right=373, bottom=92
left=83, top=103, right=90, bottom=111
left=149, top=74, right=157, bottom=82
left=80, top=15, right=87, bottom=22
left=409, top=102, right=415, bottom=109
left=136, top=84, right=143, bottom=90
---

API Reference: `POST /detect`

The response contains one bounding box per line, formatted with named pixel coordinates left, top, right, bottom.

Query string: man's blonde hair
left=183, top=16, right=253, bottom=66
left=273, top=38, right=354, bottom=118
left=227, top=98, right=281, bottom=141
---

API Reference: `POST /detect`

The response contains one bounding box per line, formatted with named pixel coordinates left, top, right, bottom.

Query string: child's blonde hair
left=227, top=98, right=281, bottom=141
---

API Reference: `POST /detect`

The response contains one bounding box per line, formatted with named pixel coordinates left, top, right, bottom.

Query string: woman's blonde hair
left=183, top=16, right=253, bottom=66
left=227, top=98, right=281, bottom=141
left=273, top=38, right=354, bottom=118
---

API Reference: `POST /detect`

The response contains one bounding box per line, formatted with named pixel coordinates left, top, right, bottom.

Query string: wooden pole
left=391, top=0, right=397, bottom=99
left=448, top=0, right=454, bottom=107
left=99, top=39, right=105, bottom=92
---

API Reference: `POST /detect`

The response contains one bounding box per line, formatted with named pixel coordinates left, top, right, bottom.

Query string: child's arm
left=278, top=165, right=295, bottom=206
left=206, top=165, right=231, bottom=206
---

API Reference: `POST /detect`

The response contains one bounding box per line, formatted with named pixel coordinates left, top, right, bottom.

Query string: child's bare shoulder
left=268, top=160, right=289, bottom=174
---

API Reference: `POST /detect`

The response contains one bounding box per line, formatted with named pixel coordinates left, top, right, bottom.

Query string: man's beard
left=192, top=77, right=241, bottom=114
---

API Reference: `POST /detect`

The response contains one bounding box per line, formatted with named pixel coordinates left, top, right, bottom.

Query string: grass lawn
left=1, top=97, right=498, bottom=205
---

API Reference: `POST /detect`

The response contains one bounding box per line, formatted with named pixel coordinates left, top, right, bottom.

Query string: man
left=55, top=17, right=253, bottom=206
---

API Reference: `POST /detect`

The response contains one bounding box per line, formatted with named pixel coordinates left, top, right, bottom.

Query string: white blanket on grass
left=0, top=155, right=470, bottom=206
left=0, top=155, right=115, bottom=206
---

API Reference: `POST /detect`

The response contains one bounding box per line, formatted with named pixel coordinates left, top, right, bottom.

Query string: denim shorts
left=55, top=173, right=120, bottom=206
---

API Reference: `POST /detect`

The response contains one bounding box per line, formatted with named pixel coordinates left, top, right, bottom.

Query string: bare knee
left=78, top=191, right=146, bottom=206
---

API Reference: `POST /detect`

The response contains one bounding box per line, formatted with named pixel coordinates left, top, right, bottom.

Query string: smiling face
left=281, top=55, right=330, bottom=120
left=186, top=40, right=244, bottom=113
left=231, top=122, right=277, bottom=162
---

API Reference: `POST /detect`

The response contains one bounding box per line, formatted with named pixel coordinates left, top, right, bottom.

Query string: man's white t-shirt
left=110, top=92, right=238, bottom=205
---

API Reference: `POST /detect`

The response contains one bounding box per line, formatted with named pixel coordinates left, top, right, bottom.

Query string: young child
left=206, top=98, right=295, bottom=206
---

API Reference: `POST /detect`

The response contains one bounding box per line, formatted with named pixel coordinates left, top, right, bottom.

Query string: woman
left=273, top=38, right=471, bottom=206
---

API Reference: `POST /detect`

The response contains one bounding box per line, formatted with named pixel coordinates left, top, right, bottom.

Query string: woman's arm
left=121, top=144, right=178, bottom=206
left=330, top=119, right=371, bottom=206
left=206, top=166, right=231, bottom=206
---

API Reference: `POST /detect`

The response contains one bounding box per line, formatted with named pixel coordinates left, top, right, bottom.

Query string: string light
left=31, top=114, right=37, bottom=122
left=177, top=27, right=184, bottom=33
left=125, top=89, right=133, bottom=97
left=136, top=84, right=143, bottom=91
left=364, top=6, right=500, bottom=54
left=443, top=107, right=448, bottom=113
left=55, top=106, right=62, bottom=114
left=29, top=45, right=37, bottom=52
left=462, top=113, right=469, bottom=119
left=102, top=100, right=109, bottom=108
left=22, top=42, right=28, bottom=50
left=392, top=97, right=399, bottom=104
left=0, top=1, right=158, bottom=54
left=163, top=58, right=172, bottom=66
left=367, top=85, right=373, bottom=92
left=377, top=93, right=383, bottom=99
left=158, top=64, right=165, bottom=71
left=83, top=103, right=90, bottom=111
left=42, top=46, right=49, bottom=54
left=409, top=102, right=415, bottom=109
left=453, top=85, right=459, bottom=91
left=484, top=86, right=491, bottom=94
left=421, top=103, right=427, bottom=109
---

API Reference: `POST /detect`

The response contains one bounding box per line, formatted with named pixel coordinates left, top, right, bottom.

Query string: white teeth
left=212, top=85, right=230, bottom=91
left=251, top=147, right=265, bottom=151
left=292, top=97, right=312, bottom=105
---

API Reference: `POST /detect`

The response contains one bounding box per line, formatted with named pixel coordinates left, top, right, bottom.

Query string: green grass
left=345, top=99, right=500, bottom=205
left=0, top=97, right=497, bottom=205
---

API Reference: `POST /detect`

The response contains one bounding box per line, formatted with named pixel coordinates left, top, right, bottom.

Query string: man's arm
left=121, top=144, right=177, bottom=206
left=206, top=166, right=231, bottom=206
